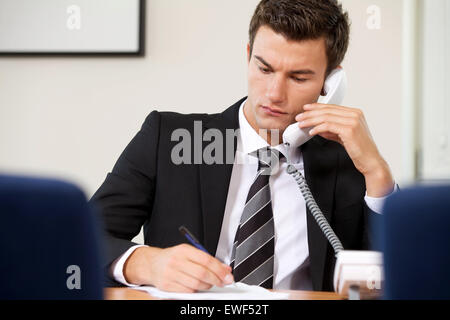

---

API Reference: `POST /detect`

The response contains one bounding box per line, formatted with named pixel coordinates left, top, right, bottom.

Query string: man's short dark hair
left=249, top=0, right=350, bottom=75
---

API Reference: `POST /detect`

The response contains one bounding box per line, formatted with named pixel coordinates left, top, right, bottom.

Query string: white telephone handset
left=282, top=68, right=347, bottom=149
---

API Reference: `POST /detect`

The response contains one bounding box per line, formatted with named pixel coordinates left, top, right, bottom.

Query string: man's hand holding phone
left=296, top=103, right=395, bottom=198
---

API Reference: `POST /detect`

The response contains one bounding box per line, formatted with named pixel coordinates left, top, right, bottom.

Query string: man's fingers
left=181, top=259, right=225, bottom=287
left=297, top=107, right=358, bottom=121
left=174, top=270, right=213, bottom=291
left=309, top=121, right=345, bottom=136
left=298, top=113, right=357, bottom=129
left=181, top=245, right=234, bottom=285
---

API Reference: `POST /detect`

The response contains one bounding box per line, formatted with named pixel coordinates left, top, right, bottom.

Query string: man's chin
left=256, top=119, right=289, bottom=134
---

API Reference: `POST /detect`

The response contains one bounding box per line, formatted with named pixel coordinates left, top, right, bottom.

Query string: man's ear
left=320, top=65, right=343, bottom=96
left=246, top=43, right=251, bottom=64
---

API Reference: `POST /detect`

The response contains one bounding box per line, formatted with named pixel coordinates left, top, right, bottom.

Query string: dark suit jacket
left=90, top=97, right=377, bottom=291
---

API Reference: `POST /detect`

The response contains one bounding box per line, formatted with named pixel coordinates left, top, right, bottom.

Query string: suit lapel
left=199, top=97, right=245, bottom=255
left=302, top=137, right=338, bottom=291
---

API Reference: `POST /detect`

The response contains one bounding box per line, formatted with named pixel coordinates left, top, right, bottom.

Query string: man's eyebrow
left=254, top=55, right=316, bottom=75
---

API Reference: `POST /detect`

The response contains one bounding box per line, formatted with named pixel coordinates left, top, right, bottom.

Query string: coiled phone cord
left=286, top=164, right=344, bottom=256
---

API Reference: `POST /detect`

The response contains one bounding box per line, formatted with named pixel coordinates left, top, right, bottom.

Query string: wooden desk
left=105, top=287, right=346, bottom=300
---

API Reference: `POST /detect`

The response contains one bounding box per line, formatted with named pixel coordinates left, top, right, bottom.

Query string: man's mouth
left=260, top=105, right=288, bottom=117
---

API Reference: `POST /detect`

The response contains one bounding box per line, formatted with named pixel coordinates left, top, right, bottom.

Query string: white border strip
left=401, top=0, right=419, bottom=184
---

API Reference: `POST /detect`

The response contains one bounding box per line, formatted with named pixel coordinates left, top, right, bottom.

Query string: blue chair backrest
left=382, top=184, right=450, bottom=299
left=0, top=174, right=104, bottom=299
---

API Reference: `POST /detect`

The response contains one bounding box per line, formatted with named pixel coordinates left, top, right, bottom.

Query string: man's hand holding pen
left=123, top=244, right=234, bottom=293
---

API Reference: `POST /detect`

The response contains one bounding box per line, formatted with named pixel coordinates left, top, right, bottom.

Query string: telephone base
left=333, top=250, right=383, bottom=298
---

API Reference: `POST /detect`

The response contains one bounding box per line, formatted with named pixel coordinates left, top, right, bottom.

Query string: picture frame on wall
left=0, top=0, right=145, bottom=56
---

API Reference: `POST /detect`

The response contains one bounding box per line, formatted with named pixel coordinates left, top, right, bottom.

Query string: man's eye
left=259, top=67, right=271, bottom=74
left=293, top=77, right=307, bottom=83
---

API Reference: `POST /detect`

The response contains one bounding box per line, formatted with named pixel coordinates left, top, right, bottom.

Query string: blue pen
left=179, top=226, right=209, bottom=254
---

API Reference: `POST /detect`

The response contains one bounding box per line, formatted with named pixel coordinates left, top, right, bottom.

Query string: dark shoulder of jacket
left=143, top=109, right=219, bottom=125
left=333, top=139, right=366, bottom=204
left=142, top=109, right=222, bottom=135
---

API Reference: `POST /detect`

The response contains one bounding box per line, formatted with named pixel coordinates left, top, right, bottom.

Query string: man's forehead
left=255, top=28, right=325, bottom=50
left=252, top=35, right=327, bottom=72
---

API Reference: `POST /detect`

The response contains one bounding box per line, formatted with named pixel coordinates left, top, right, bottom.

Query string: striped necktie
left=230, top=147, right=283, bottom=289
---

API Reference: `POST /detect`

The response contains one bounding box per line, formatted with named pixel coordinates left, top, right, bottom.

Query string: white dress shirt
left=112, top=99, right=395, bottom=288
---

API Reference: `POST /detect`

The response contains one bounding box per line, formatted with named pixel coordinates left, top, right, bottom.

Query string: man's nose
left=266, top=74, right=287, bottom=104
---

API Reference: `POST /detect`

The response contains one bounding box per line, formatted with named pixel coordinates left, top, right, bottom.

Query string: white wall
left=0, top=0, right=408, bottom=200
left=420, top=0, right=450, bottom=180
left=342, top=0, right=404, bottom=184
left=0, top=0, right=259, bottom=197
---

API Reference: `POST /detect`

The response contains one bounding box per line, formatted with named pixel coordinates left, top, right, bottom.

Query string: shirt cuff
left=364, top=183, right=399, bottom=214
left=111, top=244, right=148, bottom=287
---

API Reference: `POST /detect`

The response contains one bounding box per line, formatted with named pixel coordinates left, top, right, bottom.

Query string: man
left=91, top=0, right=395, bottom=292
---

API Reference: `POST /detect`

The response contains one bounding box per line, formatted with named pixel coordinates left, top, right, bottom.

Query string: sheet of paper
left=133, top=282, right=289, bottom=300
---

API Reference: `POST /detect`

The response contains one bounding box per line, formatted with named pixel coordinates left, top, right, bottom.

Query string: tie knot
left=252, top=147, right=285, bottom=173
